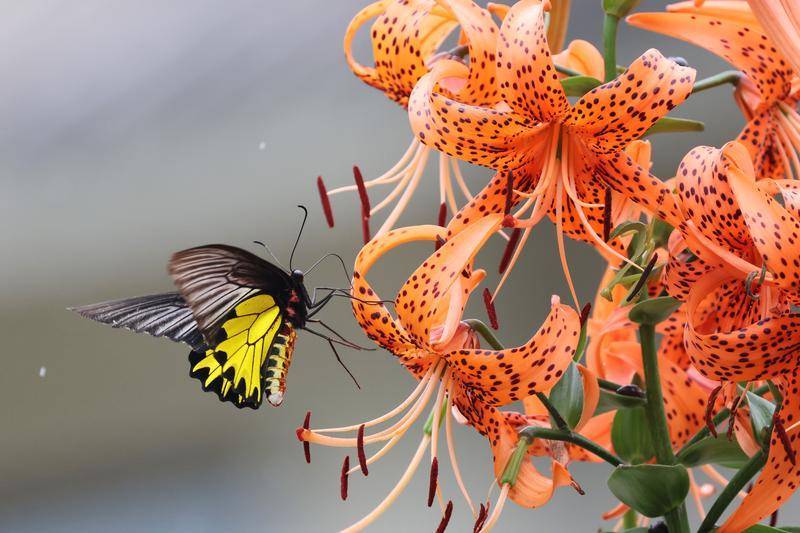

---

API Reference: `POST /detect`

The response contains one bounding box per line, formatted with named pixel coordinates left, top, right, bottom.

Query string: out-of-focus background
left=3, top=1, right=796, bottom=531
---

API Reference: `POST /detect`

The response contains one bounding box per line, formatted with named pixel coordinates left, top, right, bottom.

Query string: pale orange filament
left=478, top=483, right=510, bottom=532
left=556, top=177, right=581, bottom=308
left=445, top=392, right=477, bottom=516
left=328, top=139, right=420, bottom=195
left=302, top=361, right=444, bottom=447
left=451, top=158, right=473, bottom=201
left=378, top=147, right=431, bottom=235
left=689, top=469, right=707, bottom=519
left=702, top=465, right=749, bottom=499
left=341, top=435, right=431, bottom=533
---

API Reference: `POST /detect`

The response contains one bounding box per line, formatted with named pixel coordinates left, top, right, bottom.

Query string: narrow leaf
left=645, top=116, right=705, bottom=137
left=612, top=407, right=654, bottom=464
left=629, top=296, right=681, bottom=325
left=561, top=75, right=603, bottom=96
left=548, top=362, right=584, bottom=429
left=677, top=436, right=748, bottom=469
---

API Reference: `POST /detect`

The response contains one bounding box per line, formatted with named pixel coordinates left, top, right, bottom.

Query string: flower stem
left=464, top=319, right=504, bottom=350
left=535, top=391, right=569, bottom=431
left=602, top=13, right=620, bottom=83
left=622, top=509, right=638, bottom=529
left=638, top=322, right=690, bottom=533
left=691, top=70, right=742, bottom=94
left=698, top=450, right=766, bottom=533
left=518, top=426, right=623, bottom=467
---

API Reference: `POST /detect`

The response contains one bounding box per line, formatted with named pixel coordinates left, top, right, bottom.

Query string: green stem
left=464, top=319, right=504, bottom=350
left=602, top=14, right=620, bottom=83
left=691, top=70, right=742, bottom=94
left=639, top=322, right=690, bottom=533
left=698, top=450, right=766, bottom=533
left=535, top=391, right=569, bottom=430
left=622, top=509, right=638, bottom=529
left=519, top=426, right=624, bottom=467
left=555, top=63, right=582, bottom=78
left=501, top=435, right=531, bottom=486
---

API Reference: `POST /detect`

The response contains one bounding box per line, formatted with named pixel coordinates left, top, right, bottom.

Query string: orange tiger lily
left=324, top=0, right=500, bottom=237
left=666, top=140, right=800, bottom=532
left=408, top=0, right=693, bottom=305
left=747, top=0, right=800, bottom=76
left=583, top=261, right=748, bottom=524
left=628, top=2, right=800, bottom=182
left=297, top=214, right=581, bottom=531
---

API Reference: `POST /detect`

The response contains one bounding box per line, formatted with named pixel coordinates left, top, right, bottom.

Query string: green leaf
left=677, top=436, right=748, bottom=469
left=611, top=407, right=653, bottom=464
left=607, top=464, right=690, bottom=518
left=644, top=116, right=705, bottom=137
left=548, top=362, right=584, bottom=429
left=629, top=296, right=682, bottom=325
left=650, top=218, right=674, bottom=248
left=596, top=388, right=646, bottom=415
left=747, top=391, right=776, bottom=444
left=609, top=220, right=647, bottom=241
left=560, top=75, right=602, bottom=97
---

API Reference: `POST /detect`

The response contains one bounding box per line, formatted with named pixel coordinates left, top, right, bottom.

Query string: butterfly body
left=72, top=244, right=320, bottom=409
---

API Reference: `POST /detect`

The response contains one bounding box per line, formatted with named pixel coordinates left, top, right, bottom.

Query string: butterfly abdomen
left=264, top=324, right=297, bottom=407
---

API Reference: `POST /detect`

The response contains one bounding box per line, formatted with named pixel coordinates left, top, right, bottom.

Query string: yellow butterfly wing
left=188, top=294, right=294, bottom=408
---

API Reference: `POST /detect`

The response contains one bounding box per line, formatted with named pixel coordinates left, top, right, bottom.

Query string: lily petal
left=395, top=214, right=502, bottom=349
left=444, top=295, right=580, bottom=405
left=352, top=225, right=446, bottom=354
left=496, top=0, right=570, bottom=123
left=627, top=11, right=792, bottom=111
left=566, top=49, right=695, bottom=154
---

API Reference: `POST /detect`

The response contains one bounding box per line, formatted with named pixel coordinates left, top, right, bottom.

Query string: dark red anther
left=603, top=187, right=612, bottom=242
left=473, top=503, right=488, bottom=533
left=340, top=456, right=350, bottom=501
left=435, top=501, right=454, bottom=533
left=571, top=480, right=586, bottom=495
left=317, top=176, right=335, bottom=228
left=501, top=214, right=516, bottom=228
left=503, top=171, right=514, bottom=215
left=361, top=215, right=371, bottom=245
left=483, top=288, right=499, bottom=330
left=357, top=424, right=369, bottom=475
left=579, top=302, right=592, bottom=327
left=626, top=252, right=659, bottom=303
left=773, top=415, right=797, bottom=466
left=353, top=165, right=371, bottom=215
left=705, top=386, right=723, bottom=438
left=727, top=393, right=743, bottom=440
left=427, top=457, right=439, bottom=507
left=302, top=411, right=312, bottom=463
left=435, top=235, right=446, bottom=251
left=770, top=509, right=779, bottom=527
left=498, top=228, right=521, bottom=274
left=438, top=203, right=447, bottom=227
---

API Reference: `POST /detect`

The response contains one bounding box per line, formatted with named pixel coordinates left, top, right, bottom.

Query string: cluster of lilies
left=301, top=0, right=800, bottom=531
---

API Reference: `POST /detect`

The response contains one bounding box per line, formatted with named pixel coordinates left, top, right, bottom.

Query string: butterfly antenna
left=305, top=253, right=353, bottom=289
left=328, top=289, right=393, bottom=306
left=290, top=205, right=309, bottom=271
left=253, top=240, right=288, bottom=272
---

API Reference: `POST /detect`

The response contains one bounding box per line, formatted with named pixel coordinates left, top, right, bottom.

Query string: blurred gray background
left=2, top=1, right=795, bottom=531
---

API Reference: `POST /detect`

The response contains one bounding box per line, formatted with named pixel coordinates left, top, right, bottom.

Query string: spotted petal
left=352, top=225, right=446, bottom=355
left=395, top=214, right=502, bottom=350
left=495, top=0, right=570, bottom=123
left=565, top=49, right=696, bottom=154
left=444, top=295, right=580, bottom=406
left=627, top=10, right=792, bottom=112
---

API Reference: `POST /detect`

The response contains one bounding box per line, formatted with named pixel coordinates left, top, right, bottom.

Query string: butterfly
left=71, top=206, right=369, bottom=409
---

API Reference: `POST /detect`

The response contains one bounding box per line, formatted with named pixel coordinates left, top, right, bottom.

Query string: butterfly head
left=291, top=269, right=305, bottom=284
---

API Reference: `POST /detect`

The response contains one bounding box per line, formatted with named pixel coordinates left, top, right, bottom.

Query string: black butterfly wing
left=69, top=292, right=205, bottom=349
left=167, top=244, right=291, bottom=342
